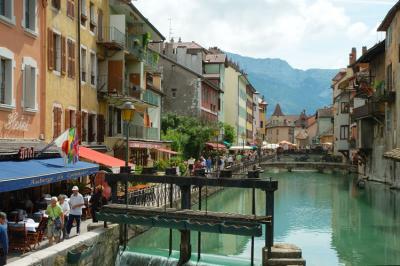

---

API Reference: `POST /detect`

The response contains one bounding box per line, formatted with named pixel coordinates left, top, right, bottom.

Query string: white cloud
left=134, top=0, right=390, bottom=69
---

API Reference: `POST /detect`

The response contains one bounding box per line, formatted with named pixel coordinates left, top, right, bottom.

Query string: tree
left=161, top=113, right=219, bottom=158
left=222, top=123, right=236, bottom=145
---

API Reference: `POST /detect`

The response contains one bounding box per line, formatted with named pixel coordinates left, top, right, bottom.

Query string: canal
left=122, top=171, right=400, bottom=266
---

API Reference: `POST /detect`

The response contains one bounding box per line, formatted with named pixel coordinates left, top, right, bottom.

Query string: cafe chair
left=27, top=217, right=48, bottom=249
left=8, top=223, right=31, bottom=254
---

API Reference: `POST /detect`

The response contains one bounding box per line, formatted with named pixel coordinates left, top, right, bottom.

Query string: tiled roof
left=272, top=104, right=284, bottom=116
left=378, top=1, right=400, bottom=31
left=174, top=41, right=204, bottom=50
left=384, top=148, right=400, bottom=161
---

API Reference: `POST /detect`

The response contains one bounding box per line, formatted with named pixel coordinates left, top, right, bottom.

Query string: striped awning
left=384, top=148, right=400, bottom=161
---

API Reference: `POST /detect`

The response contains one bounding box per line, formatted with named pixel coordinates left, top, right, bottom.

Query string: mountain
left=226, top=52, right=338, bottom=116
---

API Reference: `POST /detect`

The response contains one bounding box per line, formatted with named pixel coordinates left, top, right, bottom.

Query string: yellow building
left=45, top=0, right=107, bottom=145
left=246, top=83, right=255, bottom=144
left=223, top=63, right=248, bottom=145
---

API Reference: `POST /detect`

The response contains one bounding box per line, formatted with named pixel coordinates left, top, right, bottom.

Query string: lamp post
left=216, top=127, right=225, bottom=178
left=121, top=101, right=136, bottom=167
left=121, top=101, right=135, bottom=249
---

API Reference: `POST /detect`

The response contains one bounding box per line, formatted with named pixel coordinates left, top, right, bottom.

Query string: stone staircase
left=264, top=243, right=306, bottom=266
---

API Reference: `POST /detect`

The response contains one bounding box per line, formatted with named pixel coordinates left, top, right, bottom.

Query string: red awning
left=205, top=142, right=226, bottom=150
left=129, top=141, right=162, bottom=149
left=158, top=148, right=179, bottom=155
left=79, top=146, right=131, bottom=168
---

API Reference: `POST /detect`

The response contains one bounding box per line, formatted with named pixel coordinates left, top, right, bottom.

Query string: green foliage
left=222, top=123, right=236, bottom=145
left=161, top=113, right=219, bottom=158
left=154, top=159, right=169, bottom=171
left=134, top=165, right=143, bottom=174
left=154, top=157, right=188, bottom=175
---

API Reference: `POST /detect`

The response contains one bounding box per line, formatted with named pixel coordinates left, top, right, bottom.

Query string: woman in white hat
left=65, top=186, right=84, bottom=238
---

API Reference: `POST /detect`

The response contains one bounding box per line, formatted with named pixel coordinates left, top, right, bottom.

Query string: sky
left=134, top=0, right=396, bottom=70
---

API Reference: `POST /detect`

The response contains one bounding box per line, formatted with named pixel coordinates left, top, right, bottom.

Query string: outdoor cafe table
left=8, top=220, right=39, bottom=232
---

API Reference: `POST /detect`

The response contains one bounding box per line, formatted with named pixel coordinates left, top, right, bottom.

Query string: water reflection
left=130, top=171, right=400, bottom=266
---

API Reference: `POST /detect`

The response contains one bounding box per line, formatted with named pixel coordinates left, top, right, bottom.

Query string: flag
left=54, top=128, right=79, bottom=164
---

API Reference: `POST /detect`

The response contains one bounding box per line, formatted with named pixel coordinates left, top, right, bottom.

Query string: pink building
left=0, top=1, right=46, bottom=145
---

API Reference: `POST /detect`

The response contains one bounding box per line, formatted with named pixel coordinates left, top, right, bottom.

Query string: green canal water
left=124, top=171, right=400, bottom=266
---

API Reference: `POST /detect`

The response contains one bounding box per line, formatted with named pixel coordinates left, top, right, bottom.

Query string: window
left=97, top=9, right=103, bottom=40
left=67, top=39, right=75, bottom=78
left=65, top=109, right=76, bottom=129
left=387, top=63, right=393, bottom=91
left=276, top=129, right=279, bottom=135
left=80, top=47, right=87, bottom=82
left=386, top=25, right=392, bottom=49
left=52, top=0, right=60, bottom=10
left=341, top=102, right=349, bottom=114
left=53, top=106, right=62, bottom=139
left=80, top=0, right=87, bottom=26
left=89, top=2, right=96, bottom=33
left=171, top=88, right=177, bottom=98
left=0, top=56, right=12, bottom=105
left=260, top=121, right=263, bottom=128
left=67, top=0, right=75, bottom=18
left=340, top=125, right=349, bottom=140
left=23, top=64, right=36, bottom=110
left=88, top=113, right=96, bottom=142
left=0, top=0, right=14, bottom=23
left=90, top=51, right=96, bottom=86
left=23, top=0, right=36, bottom=32
left=81, top=111, right=88, bottom=142
left=48, top=29, right=64, bottom=73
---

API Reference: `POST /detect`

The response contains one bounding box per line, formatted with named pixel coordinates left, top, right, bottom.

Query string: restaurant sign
left=18, top=147, right=35, bottom=160
left=129, top=142, right=162, bottom=149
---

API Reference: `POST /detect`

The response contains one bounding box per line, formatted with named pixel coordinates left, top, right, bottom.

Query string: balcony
left=126, top=35, right=145, bottom=60
left=144, top=50, right=159, bottom=70
left=124, top=125, right=159, bottom=140
left=143, top=90, right=159, bottom=106
left=352, top=102, right=384, bottom=120
left=97, top=75, right=123, bottom=95
left=97, top=26, right=125, bottom=50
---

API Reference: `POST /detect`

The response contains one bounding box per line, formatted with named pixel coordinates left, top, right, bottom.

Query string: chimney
left=362, top=46, right=367, bottom=55
left=349, top=47, right=357, bottom=65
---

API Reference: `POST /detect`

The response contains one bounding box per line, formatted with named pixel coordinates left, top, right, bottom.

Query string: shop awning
left=384, top=148, right=400, bottom=161
left=79, top=146, right=131, bottom=168
left=206, top=142, right=227, bottom=151
left=157, top=148, right=180, bottom=155
left=0, top=158, right=98, bottom=193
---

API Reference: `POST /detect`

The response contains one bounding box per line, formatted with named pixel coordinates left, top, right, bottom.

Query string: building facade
left=0, top=1, right=46, bottom=146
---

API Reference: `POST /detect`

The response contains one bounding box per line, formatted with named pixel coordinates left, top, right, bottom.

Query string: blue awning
left=0, top=158, right=99, bottom=193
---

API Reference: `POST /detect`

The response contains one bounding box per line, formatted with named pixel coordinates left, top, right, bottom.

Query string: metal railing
left=97, top=26, right=125, bottom=48
left=144, top=50, right=159, bottom=70
left=126, top=35, right=145, bottom=60
left=143, top=89, right=159, bottom=106
left=124, top=124, right=159, bottom=140
left=352, top=102, right=384, bottom=120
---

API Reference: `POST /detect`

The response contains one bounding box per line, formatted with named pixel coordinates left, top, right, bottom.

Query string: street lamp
left=121, top=101, right=135, bottom=249
left=121, top=101, right=135, bottom=167
left=216, top=127, right=225, bottom=178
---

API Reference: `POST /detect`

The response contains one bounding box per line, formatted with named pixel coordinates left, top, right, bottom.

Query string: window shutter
left=97, top=114, right=105, bottom=143
left=98, top=9, right=103, bottom=40
left=53, top=107, right=58, bottom=139
left=65, top=108, right=70, bottom=129
left=72, top=0, right=75, bottom=18
left=71, top=42, right=76, bottom=78
left=57, top=107, right=62, bottom=136
left=76, top=111, right=82, bottom=143
left=48, top=28, right=54, bottom=70
left=61, top=36, right=66, bottom=75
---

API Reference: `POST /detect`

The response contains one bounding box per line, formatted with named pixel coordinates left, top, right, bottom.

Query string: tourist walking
left=0, top=212, right=8, bottom=266
left=90, top=186, right=107, bottom=223
left=206, top=157, right=212, bottom=173
left=58, top=194, right=70, bottom=240
left=188, top=157, right=195, bottom=175
left=45, top=197, right=64, bottom=245
left=66, top=186, right=85, bottom=238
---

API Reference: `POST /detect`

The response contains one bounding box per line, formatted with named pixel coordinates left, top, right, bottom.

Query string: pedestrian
left=0, top=212, right=8, bottom=266
left=89, top=185, right=107, bottom=223
left=66, top=186, right=85, bottom=238
left=45, top=197, right=64, bottom=245
left=188, top=157, right=195, bottom=175
left=206, top=156, right=212, bottom=173
left=58, top=194, right=70, bottom=241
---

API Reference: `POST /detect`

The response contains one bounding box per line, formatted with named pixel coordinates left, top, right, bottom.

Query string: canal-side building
left=223, top=61, right=249, bottom=145
left=154, top=51, right=221, bottom=123
left=332, top=63, right=354, bottom=162
left=258, top=97, right=268, bottom=141
left=315, top=107, right=334, bottom=145
left=246, top=83, right=255, bottom=144
left=0, top=1, right=46, bottom=147
left=96, top=1, right=171, bottom=166
left=266, top=104, right=306, bottom=145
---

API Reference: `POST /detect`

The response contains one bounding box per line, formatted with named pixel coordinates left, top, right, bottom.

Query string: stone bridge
left=261, top=161, right=357, bottom=174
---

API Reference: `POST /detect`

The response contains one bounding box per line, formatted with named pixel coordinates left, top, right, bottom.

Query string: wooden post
left=178, top=185, right=192, bottom=265
left=265, top=190, right=274, bottom=256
